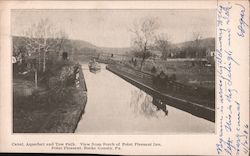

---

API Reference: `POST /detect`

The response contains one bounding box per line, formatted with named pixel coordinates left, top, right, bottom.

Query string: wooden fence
left=74, top=65, right=87, bottom=92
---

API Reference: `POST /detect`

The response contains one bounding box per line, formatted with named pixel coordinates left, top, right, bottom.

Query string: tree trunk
left=34, top=69, right=37, bottom=88
left=38, top=51, right=41, bottom=71
left=38, top=45, right=41, bottom=71
left=43, top=51, right=46, bottom=72
left=140, top=58, right=144, bottom=71
left=140, top=44, right=148, bottom=71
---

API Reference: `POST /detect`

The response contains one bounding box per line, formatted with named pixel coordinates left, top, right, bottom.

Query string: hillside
left=98, top=47, right=132, bottom=55
left=12, top=36, right=97, bottom=52
left=13, top=36, right=215, bottom=57
left=174, top=38, right=215, bottom=51
left=70, top=39, right=97, bottom=50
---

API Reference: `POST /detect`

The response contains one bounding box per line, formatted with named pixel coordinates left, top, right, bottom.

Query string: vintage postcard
left=0, top=0, right=249, bottom=155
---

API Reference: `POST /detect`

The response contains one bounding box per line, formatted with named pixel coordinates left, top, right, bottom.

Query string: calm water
left=75, top=63, right=214, bottom=134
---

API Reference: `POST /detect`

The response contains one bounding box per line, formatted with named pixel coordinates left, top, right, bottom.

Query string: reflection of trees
left=130, top=89, right=158, bottom=118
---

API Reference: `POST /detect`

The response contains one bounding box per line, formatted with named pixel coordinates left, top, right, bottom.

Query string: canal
left=75, top=63, right=214, bottom=134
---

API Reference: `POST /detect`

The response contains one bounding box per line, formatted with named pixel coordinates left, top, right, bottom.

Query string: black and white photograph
left=12, top=9, right=216, bottom=133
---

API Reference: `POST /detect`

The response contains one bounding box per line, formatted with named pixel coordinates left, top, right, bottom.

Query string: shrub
left=169, top=74, right=176, bottom=81
left=151, top=66, right=157, bottom=73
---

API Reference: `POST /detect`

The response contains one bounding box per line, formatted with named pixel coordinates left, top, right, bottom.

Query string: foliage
left=151, top=66, right=157, bottom=73
left=169, top=74, right=177, bottom=81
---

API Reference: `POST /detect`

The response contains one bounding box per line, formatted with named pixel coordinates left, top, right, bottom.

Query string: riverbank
left=106, top=64, right=215, bottom=122
left=13, top=61, right=87, bottom=133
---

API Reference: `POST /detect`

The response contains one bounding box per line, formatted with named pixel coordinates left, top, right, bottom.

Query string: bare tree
left=192, top=32, right=202, bottom=58
left=129, top=17, right=160, bottom=70
left=23, top=18, right=67, bottom=72
left=155, top=33, right=171, bottom=60
left=21, top=18, right=68, bottom=88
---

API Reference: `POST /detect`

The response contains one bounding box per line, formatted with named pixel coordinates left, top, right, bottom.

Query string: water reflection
left=89, top=69, right=101, bottom=74
left=75, top=63, right=214, bottom=134
left=130, top=90, right=160, bottom=118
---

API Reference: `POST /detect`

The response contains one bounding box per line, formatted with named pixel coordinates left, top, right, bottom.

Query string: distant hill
left=12, top=36, right=98, bottom=54
left=96, top=38, right=215, bottom=55
left=69, top=40, right=132, bottom=56
left=98, top=47, right=132, bottom=55
left=13, top=36, right=215, bottom=57
left=70, top=39, right=98, bottom=50
left=174, top=38, right=215, bottom=51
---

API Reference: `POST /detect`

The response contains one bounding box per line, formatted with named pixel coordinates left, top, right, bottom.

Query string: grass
left=120, top=58, right=215, bottom=89
left=106, top=58, right=215, bottom=109
left=13, top=59, right=87, bottom=133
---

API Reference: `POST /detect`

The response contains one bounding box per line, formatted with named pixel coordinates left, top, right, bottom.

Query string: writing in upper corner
left=235, top=3, right=249, bottom=37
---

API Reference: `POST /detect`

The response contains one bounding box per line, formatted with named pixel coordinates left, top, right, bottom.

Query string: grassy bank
left=102, top=57, right=215, bottom=89
left=13, top=60, right=87, bottom=133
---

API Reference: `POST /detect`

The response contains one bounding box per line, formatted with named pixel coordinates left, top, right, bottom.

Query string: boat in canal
left=88, top=59, right=101, bottom=73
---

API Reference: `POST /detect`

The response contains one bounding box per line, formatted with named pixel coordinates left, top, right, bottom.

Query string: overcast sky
left=12, top=10, right=216, bottom=48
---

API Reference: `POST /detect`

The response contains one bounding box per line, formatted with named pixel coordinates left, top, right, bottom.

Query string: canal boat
left=88, top=59, right=101, bottom=73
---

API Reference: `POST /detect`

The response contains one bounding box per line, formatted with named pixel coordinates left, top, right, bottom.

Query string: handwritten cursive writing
left=235, top=3, right=249, bottom=37
left=215, top=2, right=249, bottom=155
left=217, top=4, right=232, bottom=26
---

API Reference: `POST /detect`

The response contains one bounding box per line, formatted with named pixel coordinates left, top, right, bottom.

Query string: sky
left=12, top=9, right=216, bottom=48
